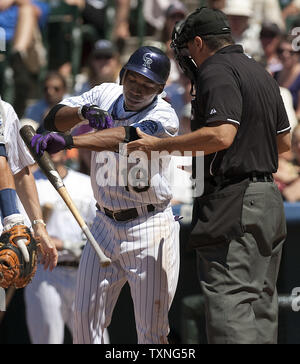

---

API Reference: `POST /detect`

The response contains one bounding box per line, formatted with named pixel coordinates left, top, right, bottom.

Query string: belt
left=57, top=261, right=79, bottom=268
left=96, top=203, right=155, bottom=222
left=247, top=173, right=273, bottom=182
left=210, top=173, right=273, bottom=186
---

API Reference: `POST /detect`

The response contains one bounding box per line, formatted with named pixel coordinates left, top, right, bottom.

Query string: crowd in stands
left=1, top=0, right=300, bottom=204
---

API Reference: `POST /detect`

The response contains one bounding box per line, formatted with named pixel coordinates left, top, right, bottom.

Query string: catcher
left=0, top=98, right=57, bottom=290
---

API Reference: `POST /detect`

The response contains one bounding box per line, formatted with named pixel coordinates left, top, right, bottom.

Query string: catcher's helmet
left=123, top=46, right=170, bottom=85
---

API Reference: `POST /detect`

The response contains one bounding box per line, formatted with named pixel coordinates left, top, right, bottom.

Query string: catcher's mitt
left=0, top=225, right=38, bottom=289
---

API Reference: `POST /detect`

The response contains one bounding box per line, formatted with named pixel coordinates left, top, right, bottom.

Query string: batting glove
left=31, top=132, right=74, bottom=156
left=78, top=104, right=114, bottom=130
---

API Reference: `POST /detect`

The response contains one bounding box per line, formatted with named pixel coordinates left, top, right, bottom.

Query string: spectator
left=142, top=0, right=174, bottom=36
left=159, top=1, right=188, bottom=84
left=260, top=22, right=283, bottom=75
left=24, top=72, right=67, bottom=131
left=111, top=0, right=131, bottom=53
left=279, top=86, right=299, bottom=131
left=274, top=36, right=300, bottom=119
left=0, top=0, right=49, bottom=116
left=274, top=124, right=300, bottom=201
left=80, top=0, right=130, bottom=43
left=160, top=1, right=188, bottom=44
left=223, top=0, right=264, bottom=60
left=252, top=0, right=285, bottom=30
left=74, top=39, right=121, bottom=95
left=165, top=73, right=192, bottom=124
left=282, top=0, right=300, bottom=20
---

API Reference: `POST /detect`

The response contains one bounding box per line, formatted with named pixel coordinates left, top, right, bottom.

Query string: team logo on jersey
left=143, top=53, right=153, bottom=70
left=139, top=120, right=158, bottom=134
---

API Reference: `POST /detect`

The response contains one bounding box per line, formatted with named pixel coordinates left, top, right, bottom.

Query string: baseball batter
left=31, top=46, right=181, bottom=344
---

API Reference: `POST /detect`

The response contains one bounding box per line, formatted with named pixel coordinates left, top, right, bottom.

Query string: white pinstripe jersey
left=0, top=101, right=34, bottom=174
left=61, top=83, right=179, bottom=210
left=0, top=101, right=35, bottom=231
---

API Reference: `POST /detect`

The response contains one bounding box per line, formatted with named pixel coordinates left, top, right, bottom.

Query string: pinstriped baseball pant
left=73, top=207, right=180, bottom=344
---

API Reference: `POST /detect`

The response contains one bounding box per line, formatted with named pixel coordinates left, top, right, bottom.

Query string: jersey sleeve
left=199, top=63, right=243, bottom=126
left=60, top=83, right=121, bottom=108
left=4, top=103, right=35, bottom=174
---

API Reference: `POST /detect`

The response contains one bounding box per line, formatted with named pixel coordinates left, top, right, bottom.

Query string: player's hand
left=127, top=128, right=160, bottom=158
left=31, top=132, right=73, bottom=156
left=80, top=105, right=114, bottom=130
left=32, top=223, right=58, bottom=271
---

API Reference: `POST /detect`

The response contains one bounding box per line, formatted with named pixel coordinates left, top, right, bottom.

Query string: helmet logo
left=143, top=53, right=153, bottom=69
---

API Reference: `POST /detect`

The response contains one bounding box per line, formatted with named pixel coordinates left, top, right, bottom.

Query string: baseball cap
left=92, top=39, right=117, bottom=58
left=165, top=1, right=187, bottom=18
left=179, top=7, right=231, bottom=42
left=223, top=0, right=253, bottom=18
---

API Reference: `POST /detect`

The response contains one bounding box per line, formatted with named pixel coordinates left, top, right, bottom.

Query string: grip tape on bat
left=20, top=125, right=64, bottom=189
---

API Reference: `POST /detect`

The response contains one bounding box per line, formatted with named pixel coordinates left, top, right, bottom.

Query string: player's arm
left=0, top=155, right=40, bottom=266
left=277, top=131, right=291, bottom=155
left=44, top=104, right=112, bottom=133
left=44, top=105, right=84, bottom=132
left=14, top=165, right=58, bottom=270
left=127, top=122, right=238, bottom=157
left=72, top=127, right=128, bottom=151
left=31, top=125, right=142, bottom=155
left=0, top=155, right=18, bottom=214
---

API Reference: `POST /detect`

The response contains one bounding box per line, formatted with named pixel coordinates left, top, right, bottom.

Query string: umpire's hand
left=127, top=128, right=160, bottom=158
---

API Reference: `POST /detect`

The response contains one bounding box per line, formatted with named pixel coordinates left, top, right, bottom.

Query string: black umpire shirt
left=191, top=44, right=290, bottom=181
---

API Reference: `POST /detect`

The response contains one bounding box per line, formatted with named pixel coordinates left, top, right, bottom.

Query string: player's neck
left=123, top=103, right=134, bottom=112
left=123, top=98, right=156, bottom=113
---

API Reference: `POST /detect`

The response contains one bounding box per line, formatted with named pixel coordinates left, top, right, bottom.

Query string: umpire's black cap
left=180, top=7, right=231, bottom=41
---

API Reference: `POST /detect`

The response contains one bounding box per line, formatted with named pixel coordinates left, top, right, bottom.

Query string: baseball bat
left=20, top=125, right=111, bottom=267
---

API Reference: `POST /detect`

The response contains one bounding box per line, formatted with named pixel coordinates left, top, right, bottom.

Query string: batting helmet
left=123, top=46, right=171, bottom=85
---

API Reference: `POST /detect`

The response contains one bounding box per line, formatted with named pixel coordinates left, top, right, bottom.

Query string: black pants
left=196, top=181, right=286, bottom=344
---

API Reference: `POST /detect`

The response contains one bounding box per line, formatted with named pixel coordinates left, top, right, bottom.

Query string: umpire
left=128, top=7, right=291, bottom=344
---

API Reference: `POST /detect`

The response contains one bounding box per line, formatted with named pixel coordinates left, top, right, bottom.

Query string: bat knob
left=100, top=259, right=112, bottom=268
